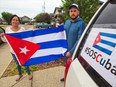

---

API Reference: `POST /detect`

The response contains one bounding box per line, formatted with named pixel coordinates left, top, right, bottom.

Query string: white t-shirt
left=5, top=26, right=25, bottom=33
left=5, top=26, right=25, bottom=53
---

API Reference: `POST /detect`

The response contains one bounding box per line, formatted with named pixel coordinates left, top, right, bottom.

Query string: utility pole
left=42, top=1, right=45, bottom=13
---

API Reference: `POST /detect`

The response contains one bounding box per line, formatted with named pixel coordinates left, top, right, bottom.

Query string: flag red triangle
left=93, top=33, right=101, bottom=46
left=5, top=34, right=40, bottom=65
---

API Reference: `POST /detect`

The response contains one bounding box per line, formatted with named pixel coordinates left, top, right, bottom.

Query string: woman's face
left=11, top=16, right=20, bottom=26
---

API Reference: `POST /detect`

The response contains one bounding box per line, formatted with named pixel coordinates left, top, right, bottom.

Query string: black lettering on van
left=111, top=66, right=116, bottom=76
left=85, top=47, right=90, bottom=54
left=93, top=52, right=97, bottom=59
left=89, top=49, right=94, bottom=57
left=85, top=47, right=98, bottom=59
left=105, top=59, right=112, bottom=70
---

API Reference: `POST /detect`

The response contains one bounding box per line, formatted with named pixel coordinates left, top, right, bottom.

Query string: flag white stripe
left=23, top=31, right=66, bottom=43
left=101, top=36, right=116, bottom=43
left=97, top=43, right=114, bottom=51
left=30, top=47, right=67, bottom=58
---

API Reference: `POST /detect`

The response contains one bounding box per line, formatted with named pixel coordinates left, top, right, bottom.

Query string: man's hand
left=66, top=52, right=71, bottom=57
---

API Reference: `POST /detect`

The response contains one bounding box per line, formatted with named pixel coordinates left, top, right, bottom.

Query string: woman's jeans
left=11, top=53, right=31, bottom=75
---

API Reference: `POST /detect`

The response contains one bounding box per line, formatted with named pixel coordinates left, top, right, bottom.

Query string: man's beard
left=70, top=15, right=78, bottom=21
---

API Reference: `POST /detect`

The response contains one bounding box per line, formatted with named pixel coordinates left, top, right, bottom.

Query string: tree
left=35, top=13, right=51, bottom=23
left=61, top=0, right=100, bottom=23
left=1, top=12, right=13, bottom=25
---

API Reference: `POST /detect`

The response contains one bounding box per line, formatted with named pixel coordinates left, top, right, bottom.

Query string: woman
left=0, top=15, right=32, bottom=81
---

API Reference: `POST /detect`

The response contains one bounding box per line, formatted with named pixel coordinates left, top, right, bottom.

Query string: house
left=53, top=7, right=64, bottom=26
left=21, top=16, right=31, bottom=24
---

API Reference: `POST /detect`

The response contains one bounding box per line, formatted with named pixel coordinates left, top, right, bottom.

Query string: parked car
left=0, top=27, right=5, bottom=44
left=65, top=0, right=116, bottom=87
left=36, top=23, right=52, bottom=28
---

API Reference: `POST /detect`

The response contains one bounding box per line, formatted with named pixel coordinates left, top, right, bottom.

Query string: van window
left=94, top=0, right=116, bottom=29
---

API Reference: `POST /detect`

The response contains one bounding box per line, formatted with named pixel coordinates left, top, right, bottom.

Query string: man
left=60, top=3, right=86, bottom=82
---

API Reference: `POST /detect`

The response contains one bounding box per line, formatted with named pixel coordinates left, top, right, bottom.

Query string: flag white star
left=19, top=46, right=30, bottom=55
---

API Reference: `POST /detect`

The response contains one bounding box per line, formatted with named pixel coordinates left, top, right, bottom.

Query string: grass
left=2, top=58, right=65, bottom=77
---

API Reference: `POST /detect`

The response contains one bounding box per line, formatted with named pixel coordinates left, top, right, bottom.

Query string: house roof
left=54, top=7, right=62, bottom=14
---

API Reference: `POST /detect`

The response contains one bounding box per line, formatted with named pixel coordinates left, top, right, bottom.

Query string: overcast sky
left=0, top=0, right=62, bottom=18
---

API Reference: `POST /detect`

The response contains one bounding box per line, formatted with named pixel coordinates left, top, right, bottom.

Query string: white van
left=65, top=0, right=116, bottom=87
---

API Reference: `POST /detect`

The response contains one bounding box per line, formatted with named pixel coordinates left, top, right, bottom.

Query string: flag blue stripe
left=101, top=39, right=116, bottom=47
left=7, top=26, right=64, bottom=39
left=23, top=54, right=63, bottom=66
left=100, top=32, right=116, bottom=39
left=93, top=45, right=112, bottom=55
left=38, top=40, right=68, bottom=50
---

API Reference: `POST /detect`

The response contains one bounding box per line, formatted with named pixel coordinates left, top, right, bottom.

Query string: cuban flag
left=4, top=25, right=67, bottom=66
left=93, top=32, right=116, bottom=55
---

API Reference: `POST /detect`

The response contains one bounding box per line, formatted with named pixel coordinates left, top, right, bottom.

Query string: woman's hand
left=0, top=33, right=4, bottom=37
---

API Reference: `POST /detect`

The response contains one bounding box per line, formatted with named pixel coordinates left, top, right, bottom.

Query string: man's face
left=69, top=7, right=79, bottom=20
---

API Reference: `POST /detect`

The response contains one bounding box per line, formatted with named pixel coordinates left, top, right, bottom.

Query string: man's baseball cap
left=69, top=3, right=79, bottom=10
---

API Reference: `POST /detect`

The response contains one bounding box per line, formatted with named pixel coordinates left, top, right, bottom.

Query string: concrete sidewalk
left=0, top=43, right=65, bottom=87
left=0, top=66, right=64, bottom=87
left=0, top=43, right=12, bottom=78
